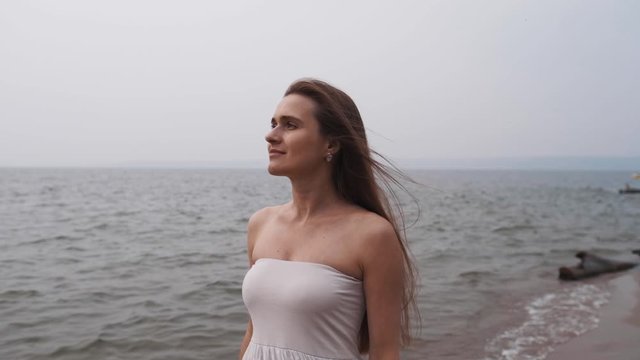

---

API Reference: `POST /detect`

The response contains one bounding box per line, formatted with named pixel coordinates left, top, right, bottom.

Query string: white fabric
left=242, top=258, right=366, bottom=360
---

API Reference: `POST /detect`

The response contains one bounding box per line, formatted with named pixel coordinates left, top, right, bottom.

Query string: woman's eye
left=270, top=121, right=296, bottom=129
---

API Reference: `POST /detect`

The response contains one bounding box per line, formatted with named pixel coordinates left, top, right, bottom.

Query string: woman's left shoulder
left=345, top=210, right=404, bottom=279
left=346, top=209, right=399, bottom=251
left=348, top=209, right=395, bottom=235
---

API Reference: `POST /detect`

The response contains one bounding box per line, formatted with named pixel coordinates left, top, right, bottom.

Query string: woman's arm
left=238, top=208, right=268, bottom=359
left=239, top=320, right=253, bottom=359
left=360, top=220, right=405, bottom=360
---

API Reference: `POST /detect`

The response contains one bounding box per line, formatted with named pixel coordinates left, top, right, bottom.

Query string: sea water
left=1, top=168, right=638, bottom=359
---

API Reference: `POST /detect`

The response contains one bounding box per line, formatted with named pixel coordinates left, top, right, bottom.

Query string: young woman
left=240, top=79, right=417, bottom=360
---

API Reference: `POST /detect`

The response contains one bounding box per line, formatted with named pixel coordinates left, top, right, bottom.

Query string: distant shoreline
left=1, top=156, right=638, bottom=171
left=394, top=156, right=640, bottom=171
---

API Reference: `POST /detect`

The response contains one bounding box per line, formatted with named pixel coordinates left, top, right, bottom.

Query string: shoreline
left=547, top=268, right=640, bottom=360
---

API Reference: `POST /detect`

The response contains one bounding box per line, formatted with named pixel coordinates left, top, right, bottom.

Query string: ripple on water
left=0, top=289, right=42, bottom=299
left=19, top=235, right=82, bottom=247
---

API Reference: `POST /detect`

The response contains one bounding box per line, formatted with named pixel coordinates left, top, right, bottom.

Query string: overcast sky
left=1, top=0, right=638, bottom=167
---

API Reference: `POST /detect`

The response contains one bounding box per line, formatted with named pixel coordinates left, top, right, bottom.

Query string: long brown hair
left=285, top=78, right=419, bottom=353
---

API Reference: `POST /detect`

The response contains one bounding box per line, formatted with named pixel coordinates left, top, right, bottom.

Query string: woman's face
left=266, top=94, right=330, bottom=177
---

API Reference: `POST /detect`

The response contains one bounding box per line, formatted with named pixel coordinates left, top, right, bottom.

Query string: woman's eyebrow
left=273, top=115, right=302, bottom=123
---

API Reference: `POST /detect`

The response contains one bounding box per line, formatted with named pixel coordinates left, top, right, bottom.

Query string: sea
left=1, top=168, right=639, bottom=360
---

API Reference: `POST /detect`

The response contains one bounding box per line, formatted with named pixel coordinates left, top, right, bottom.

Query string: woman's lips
left=269, top=150, right=285, bottom=157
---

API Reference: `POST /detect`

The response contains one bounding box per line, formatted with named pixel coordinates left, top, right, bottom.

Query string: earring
left=325, top=153, right=333, bottom=162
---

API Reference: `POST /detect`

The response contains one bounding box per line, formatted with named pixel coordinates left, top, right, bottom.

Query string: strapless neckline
left=255, top=258, right=362, bottom=282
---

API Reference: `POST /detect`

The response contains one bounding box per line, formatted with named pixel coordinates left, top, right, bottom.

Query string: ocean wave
left=62, top=245, right=87, bottom=252
left=19, top=235, right=81, bottom=246
left=0, top=289, right=42, bottom=300
left=175, top=279, right=241, bottom=301
left=483, top=283, right=610, bottom=360
left=458, top=270, right=497, bottom=279
left=47, top=336, right=173, bottom=358
left=208, top=226, right=243, bottom=235
left=492, top=224, right=538, bottom=235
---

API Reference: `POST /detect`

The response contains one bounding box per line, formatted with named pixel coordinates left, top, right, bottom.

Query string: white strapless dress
left=242, top=258, right=366, bottom=360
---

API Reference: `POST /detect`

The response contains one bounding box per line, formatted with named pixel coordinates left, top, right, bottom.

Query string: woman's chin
left=267, top=163, right=287, bottom=176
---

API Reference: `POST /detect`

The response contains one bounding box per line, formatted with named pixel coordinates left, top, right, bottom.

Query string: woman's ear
left=327, top=138, right=340, bottom=155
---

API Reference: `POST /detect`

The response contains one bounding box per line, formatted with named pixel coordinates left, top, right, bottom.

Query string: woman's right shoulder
left=247, top=205, right=286, bottom=234
left=246, top=205, right=283, bottom=262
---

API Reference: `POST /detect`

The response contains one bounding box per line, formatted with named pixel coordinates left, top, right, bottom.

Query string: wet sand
left=547, top=268, right=640, bottom=360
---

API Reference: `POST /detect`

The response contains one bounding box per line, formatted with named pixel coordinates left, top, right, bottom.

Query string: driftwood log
left=558, top=250, right=640, bottom=281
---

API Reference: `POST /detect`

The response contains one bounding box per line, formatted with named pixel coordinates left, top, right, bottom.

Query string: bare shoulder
left=246, top=205, right=282, bottom=261
left=248, top=206, right=276, bottom=231
left=349, top=211, right=403, bottom=268
left=248, top=205, right=287, bottom=235
left=352, top=211, right=398, bottom=243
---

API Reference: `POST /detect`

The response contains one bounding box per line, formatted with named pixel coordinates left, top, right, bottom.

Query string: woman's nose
left=265, top=127, right=280, bottom=144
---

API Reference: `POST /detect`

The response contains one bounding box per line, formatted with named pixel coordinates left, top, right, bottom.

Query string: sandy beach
left=547, top=268, right=640, bottom=360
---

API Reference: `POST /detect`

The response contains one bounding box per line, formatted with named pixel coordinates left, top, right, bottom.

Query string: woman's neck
left=288, top=174, right=342, bottom=223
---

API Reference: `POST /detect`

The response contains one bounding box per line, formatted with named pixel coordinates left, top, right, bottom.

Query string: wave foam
left=483, top=284, right=610, bottom=360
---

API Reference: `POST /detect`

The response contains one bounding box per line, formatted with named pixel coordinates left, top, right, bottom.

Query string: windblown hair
left=284, top=78, right=419, bottom=353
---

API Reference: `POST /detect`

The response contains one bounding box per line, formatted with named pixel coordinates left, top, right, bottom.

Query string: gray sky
left=1, top=0, right=639, bottom=167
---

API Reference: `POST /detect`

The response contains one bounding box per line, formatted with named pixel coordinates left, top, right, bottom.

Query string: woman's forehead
left=274, top=94, right=317, bottom=120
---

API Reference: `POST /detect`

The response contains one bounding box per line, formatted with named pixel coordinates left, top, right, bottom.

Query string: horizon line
left=1, top=155, right=638, bottom=171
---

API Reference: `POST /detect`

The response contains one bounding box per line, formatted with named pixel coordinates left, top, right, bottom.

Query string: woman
left=240, top=79, right=417, bottom=359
